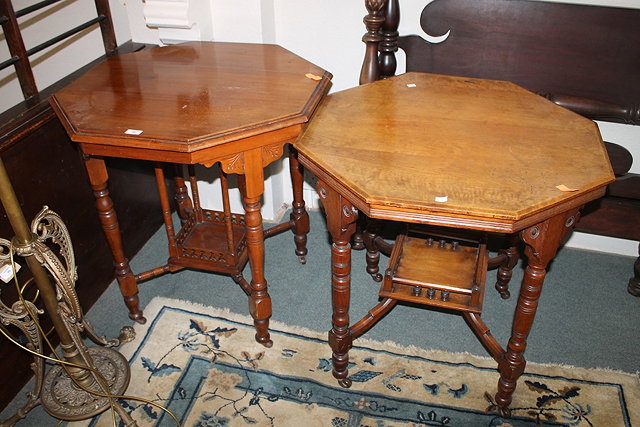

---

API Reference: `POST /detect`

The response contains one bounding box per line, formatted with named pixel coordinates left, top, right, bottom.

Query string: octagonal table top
left=295, top=72, right=614, bottom=232
left=50, top=42, right=332, bottom=156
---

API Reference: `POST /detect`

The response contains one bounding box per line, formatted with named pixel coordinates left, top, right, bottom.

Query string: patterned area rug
left=73, top=297, right=639, bottom=426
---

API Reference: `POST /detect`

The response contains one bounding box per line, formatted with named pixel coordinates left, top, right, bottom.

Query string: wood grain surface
left=297, top=73, right=614, bottom=231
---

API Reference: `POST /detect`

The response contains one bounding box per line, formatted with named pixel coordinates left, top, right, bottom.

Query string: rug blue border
left=115, top=304, right=634, bottom=426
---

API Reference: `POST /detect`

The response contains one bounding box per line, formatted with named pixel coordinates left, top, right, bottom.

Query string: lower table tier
left=169, top=209, right=248, bottom=274
left=380, top=229, right=488, bottom=313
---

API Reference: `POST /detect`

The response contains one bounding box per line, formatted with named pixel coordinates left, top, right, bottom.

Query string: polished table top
left=50, top=41, right=332, bottom=163
left=296, top=72, right=614, bottom=232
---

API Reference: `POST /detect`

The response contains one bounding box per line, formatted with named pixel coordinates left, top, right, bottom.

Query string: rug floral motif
left=73, top=297, right=640, bottom=427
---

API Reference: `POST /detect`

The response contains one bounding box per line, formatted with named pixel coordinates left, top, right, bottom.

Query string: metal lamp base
left=41, top=346, right=131, bottom=421
left=0, top=205, right=135, bottom=425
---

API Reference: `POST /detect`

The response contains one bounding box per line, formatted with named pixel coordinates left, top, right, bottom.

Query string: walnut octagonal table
left=295, top=72, right=614, bottom=412
left=51, top=41, right=331, bottom=346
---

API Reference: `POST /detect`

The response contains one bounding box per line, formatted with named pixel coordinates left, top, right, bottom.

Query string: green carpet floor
left=2, top=209, right=638, bottom=424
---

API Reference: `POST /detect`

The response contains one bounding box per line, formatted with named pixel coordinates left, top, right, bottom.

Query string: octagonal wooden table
left=295, top=72, right=614, bottom=412
left=50, top=41, right=331, bottom=346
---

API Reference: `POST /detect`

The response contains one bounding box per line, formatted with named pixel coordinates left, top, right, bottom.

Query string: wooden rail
left=0, top=0, right=116, bottom=101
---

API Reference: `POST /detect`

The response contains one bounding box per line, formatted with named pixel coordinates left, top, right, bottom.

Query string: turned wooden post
left=495, top=209, right=580, bottom=413
left=288, top=146, right=310, bottom=263
left=172, top=164, right=193, bottom=222
left=316, top=179, right=358, bottom=388
left=219, top=167, right=236, bottom=257
left=94, top=0, right=117, bottom=54
left=495, top=234, right=521, bottom=299
left=187, top=165, right=204, bottom=223
left=360, top=0, right=387, bottom=85
left=235, top=148, right=273, bottom=348
left=154, top=163, right=178, bottom=252
left=363, top=218, right=384, bottom=281
left=83, top=156, right=143, bottom=323
left=379, top=0, right=399, bottom=78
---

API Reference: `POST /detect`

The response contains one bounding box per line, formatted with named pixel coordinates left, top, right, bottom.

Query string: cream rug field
left=73, top=297, right=639, bottom=426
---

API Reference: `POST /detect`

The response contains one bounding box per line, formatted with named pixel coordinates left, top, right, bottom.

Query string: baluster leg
left=495, top=209, right=578, bottom=415
left=316, top=179, right=358, bottom=388
left=289, top=146, right=309, bottom=263
left=155, top=163, right=178, bottom=253
left=495, top=233, right=520, bottom=299
left=363, top=218, right=384, bottom=281
left=360, top=0, right=385, bottom=84
left=187, top=165, right=204, bottom=222
left=83, top=156, right=144, bottom=323
left=236, top=149, right=272, bottom=347
left=172, top=164, right=192, bottom=223
left=379, top=0, right=400, bottom=78
left=219, top=167, right=236, bottom=256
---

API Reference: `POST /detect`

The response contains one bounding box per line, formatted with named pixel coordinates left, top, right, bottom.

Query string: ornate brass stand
left=0, top=157, right=134, bottom=425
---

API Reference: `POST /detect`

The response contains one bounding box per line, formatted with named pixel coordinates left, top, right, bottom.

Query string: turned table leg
left=235, top=149, right=273, bottom=347
left=329, top=233, right=355, bottom=388
left=242, top=193, right=273, bottom=347
left=83, top=156, right=144, bottom=323
left=363, top=218, right=384, bottom=282
left=172, top=164, right=193, bottom=223
left=495, top=233, right=521, bottom=299
left=288, top=146, right=310, bottom=264
left=495, top=209, right=579, bottom=414
left=316, top=179, right=358, bottom=388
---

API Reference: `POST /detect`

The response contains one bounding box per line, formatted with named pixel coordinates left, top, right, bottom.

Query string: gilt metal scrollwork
left=27, top=207, right=127, bottom=348
left=0, top=207, right=134, bottom=424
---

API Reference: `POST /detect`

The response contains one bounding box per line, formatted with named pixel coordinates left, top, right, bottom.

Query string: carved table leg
left=316, top=179, right=358, bottom=388
left=495, top=209, right=579, bottom=414
left=235, top=149, right=273, bottom=347
left=628, top=243, right=640, bottom=296
left=288, top=146, right=310, bottom=264
left=495, top=233, right=520, bottom=299
left=83, top=156, right=144, bottom=323
left=155, top=163, right=178, bottom=250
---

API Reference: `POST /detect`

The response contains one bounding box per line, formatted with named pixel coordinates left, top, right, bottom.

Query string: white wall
left=0, top=0, right=131, bottom=113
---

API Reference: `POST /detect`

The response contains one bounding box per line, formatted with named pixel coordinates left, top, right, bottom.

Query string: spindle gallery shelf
left=380, top=228, right=488, bottom=313
left=170, top=208, right=248, bottom=274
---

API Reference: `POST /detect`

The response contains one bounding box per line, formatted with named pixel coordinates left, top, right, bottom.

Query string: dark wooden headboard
left=405, top=0, right=639, bottom=123
left=363, top=0, right=640, bottom=124
left=360, top=0, right=640, bottom=295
